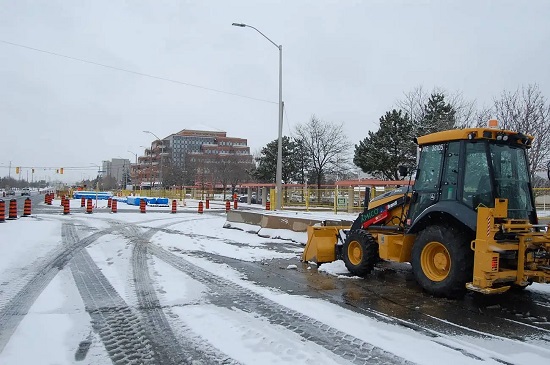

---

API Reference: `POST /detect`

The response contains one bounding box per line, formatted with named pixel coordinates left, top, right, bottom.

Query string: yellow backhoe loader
left=303, top=122, right=550, bottom=298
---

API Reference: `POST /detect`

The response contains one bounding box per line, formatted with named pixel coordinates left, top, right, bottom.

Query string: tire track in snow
left=147, top=243, right=411, bottom=365
left=0, top=223, right=114, bottom=353
left=125, top=223, right=240, bottom=365
left=69, top=242, right=157, bottom=365
left=209, top=254, right=550, bottom=362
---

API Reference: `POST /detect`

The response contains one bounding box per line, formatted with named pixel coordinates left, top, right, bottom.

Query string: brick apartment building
left=133, top=126, right=254, bottom=188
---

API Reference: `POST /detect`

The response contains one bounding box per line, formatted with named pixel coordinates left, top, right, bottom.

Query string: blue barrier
left=73, top=191, right=113, bottom=200
left=125, top=196, right=169, bottom=206
left=126, top=196, right=142, bottom=206
left=156, top=198, right=169, bottom=205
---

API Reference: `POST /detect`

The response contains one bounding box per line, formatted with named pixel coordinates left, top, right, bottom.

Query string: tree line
left=252, top=84, right=550, bottom=188
left=135, top=83, right=550, bottom=191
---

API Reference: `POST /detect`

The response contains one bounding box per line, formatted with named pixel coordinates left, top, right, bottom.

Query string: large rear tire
left=411, top=225, right=473, bottom=298
left=342, top=230, right=379, bottom=276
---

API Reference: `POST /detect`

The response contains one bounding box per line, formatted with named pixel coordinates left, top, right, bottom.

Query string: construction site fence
left=64, top=186, right=550, bottom=214
left=277, top=186, right=387, bottom=213
left=278, top=187, right=550, bottom=213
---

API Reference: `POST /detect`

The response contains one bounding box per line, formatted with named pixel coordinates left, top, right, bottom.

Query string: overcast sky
left=1, top=0, right=549, bottom=183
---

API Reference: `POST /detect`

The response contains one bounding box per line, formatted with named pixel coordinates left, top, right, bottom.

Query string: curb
left=225, top=210, right=354, bottom=233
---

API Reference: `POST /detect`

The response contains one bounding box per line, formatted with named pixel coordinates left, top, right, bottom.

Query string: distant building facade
left=103, top=158, right=131, bottom=187
left=133, top=126, right=254, bottom=188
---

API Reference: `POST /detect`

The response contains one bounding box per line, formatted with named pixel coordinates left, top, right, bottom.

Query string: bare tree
left=295, top=115, right=351, bottom=191
left=325, top=151, right=356, bottom=184
left=211, top=154, right=253, bottom=199
left=471, top=105, right=494, bottom=128
left=446, top=91, right=477, bottom=129
left=397, top=85, right=430, bottom=125
left=397, top=86, right=478, bottom=131
left=164, top=161, right=193, bottom=187
left=493, top=84, right=550, bottom=180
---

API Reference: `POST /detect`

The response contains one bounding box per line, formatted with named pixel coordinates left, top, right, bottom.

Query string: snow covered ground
left=0, top=199, right=549, bottom=365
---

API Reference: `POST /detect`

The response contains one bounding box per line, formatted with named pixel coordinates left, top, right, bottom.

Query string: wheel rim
left=421, top=241, right=451, bottom=282
left=347, top=240, right=363, bottom=266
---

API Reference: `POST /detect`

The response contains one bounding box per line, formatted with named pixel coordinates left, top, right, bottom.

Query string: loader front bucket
left=302, top=226, right=345, bottom=264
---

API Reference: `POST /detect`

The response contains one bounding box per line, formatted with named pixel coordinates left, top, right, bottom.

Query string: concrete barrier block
left=226, top=210, right=353, bottom=233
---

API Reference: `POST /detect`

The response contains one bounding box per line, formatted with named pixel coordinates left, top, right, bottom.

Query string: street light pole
left=143, top=131, right=164, bottom=190
left=128, top=150, right=138, bottom=191
left=89, top=163, right=101, bottom=208
left=232, top=22, right=283, bottom=210
left=140, top=145, right=152, bottom=190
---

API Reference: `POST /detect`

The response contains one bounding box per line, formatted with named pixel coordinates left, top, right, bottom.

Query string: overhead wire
left=0, top=39, right=277, bottom=105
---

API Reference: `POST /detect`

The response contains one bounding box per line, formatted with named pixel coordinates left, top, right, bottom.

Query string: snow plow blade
left=302, top=225, right=347, bottom=264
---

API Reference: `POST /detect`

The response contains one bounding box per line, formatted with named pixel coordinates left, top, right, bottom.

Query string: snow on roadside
left=148, top=216, right=302, bottom=261
left=166, top=252, right=550, bottom=365
left=317, top=260, right=362, bottom=279
left=148, top=256, right=209, bottom=306
left=0, top=269, right=109, bottom=365
left=528, top=282, right=550, bottom=294
left=224, top=221, right=308, bottom=244
left=172, top=304, right=352, bottom=365
left=148, top=255, right=354, bottom=364
left=0, top=218, right=62, bottom=275
left=85, top=234, right=135, bottom=303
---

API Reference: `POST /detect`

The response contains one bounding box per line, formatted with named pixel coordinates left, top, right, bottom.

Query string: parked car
left=6, top=190, right=15, bottom=196
left=21, top=188, right=31, bottom=196
left=251, top=194, right=261, bottom=204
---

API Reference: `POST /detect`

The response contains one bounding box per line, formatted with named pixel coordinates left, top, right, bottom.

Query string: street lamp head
left=232, top=22, right=246, bottom=27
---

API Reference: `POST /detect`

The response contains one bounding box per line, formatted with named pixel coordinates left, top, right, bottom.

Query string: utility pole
left=232, top=23, right=283, bottom=210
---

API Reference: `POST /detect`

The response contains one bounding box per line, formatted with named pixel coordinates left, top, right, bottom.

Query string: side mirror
left=398, top=165, right=409, bottom=177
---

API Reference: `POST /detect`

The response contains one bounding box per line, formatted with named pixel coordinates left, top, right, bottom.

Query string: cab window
left=462, top=142, right=492, bottom=208
left=440, top=142, right=460, bottom=201
left=414, top=144, right=443, bottom=191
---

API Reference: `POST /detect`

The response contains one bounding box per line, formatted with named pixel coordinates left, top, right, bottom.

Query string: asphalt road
left=1, top=206, right=549, bottom=364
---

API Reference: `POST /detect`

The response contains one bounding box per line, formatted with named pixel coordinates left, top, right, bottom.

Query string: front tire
left=411, top=225, right=473, bottom=298
left=342, top=230, right=379, bottom=276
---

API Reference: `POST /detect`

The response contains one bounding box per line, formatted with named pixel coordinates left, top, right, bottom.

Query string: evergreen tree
left=354, top=109, right=416, bottom=180
left=252, top=136, right=301, bottom=183
left=419, top=93, right=456, bottom=135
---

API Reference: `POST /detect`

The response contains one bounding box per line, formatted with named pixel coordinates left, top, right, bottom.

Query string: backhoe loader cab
left=303, top=125, right=550, bottom=298
left=407, top=128, right=537, bottom=232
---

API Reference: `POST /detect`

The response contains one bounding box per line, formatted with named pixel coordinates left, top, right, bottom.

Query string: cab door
left=407, top=143, right=445, bottom=225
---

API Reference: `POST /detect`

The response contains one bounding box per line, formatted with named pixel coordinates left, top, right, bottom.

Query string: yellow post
left=334, top=186, right=338, bottom=214
left=269, top=188, right=275, bottom=210
left=348, top=186, right=354, bottom=213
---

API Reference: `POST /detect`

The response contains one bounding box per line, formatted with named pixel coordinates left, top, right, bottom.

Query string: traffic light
left=32, top=168, right=35, bottom=173
left=56, top=169, right=59, bottom=174
left=60, top=168, right=64, bottom=174
left=15, top=167, right=20, bottom=174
